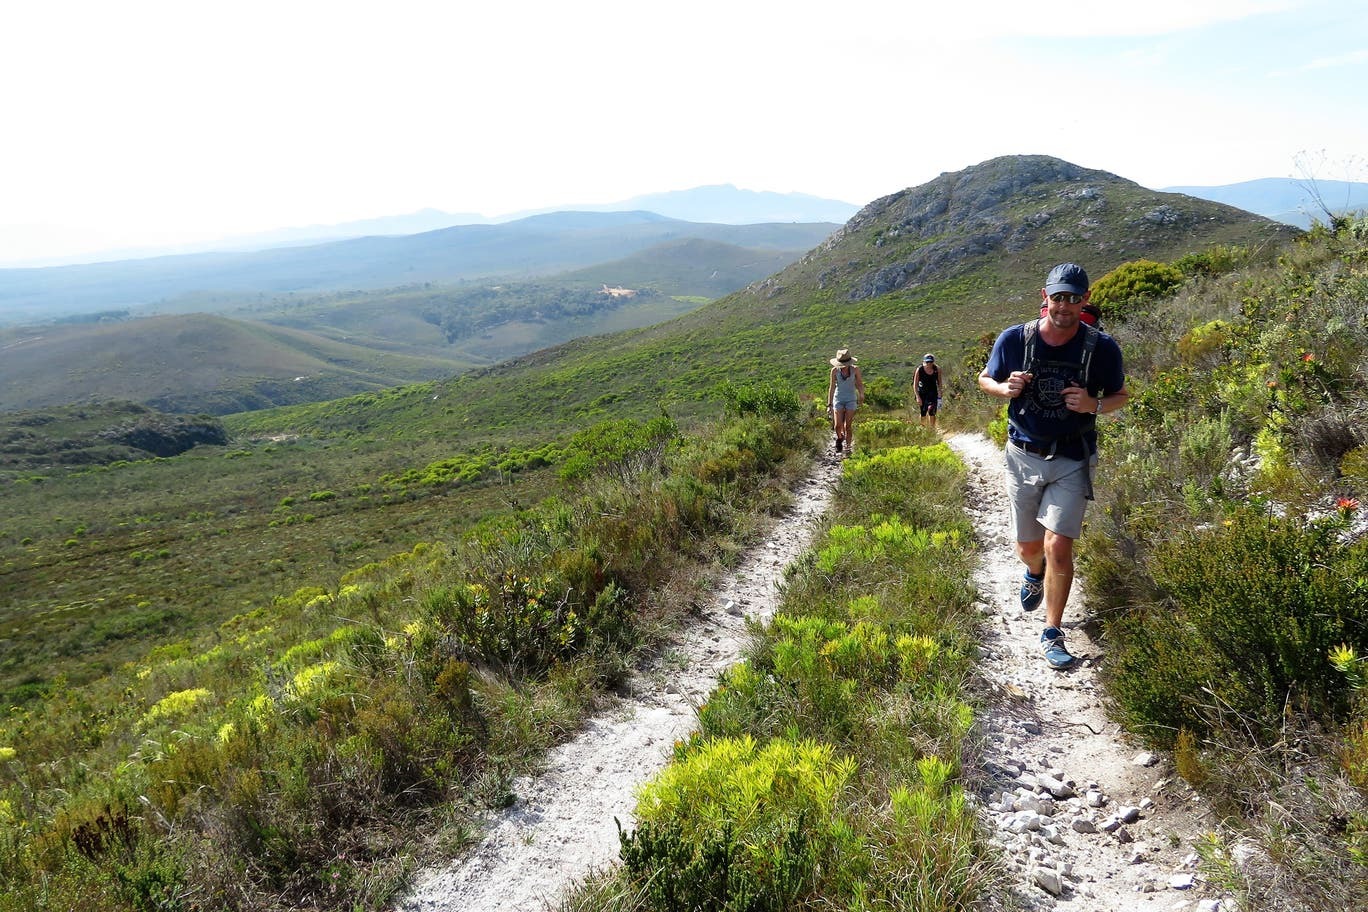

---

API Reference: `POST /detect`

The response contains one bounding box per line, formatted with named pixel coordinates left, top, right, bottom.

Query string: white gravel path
left=396, top=452, right=843, bottom=912
left=947, top=432, right=1226, bottom=912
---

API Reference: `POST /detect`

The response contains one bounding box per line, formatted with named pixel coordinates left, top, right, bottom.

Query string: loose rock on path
left=948, top=432, right=1228, bottom=912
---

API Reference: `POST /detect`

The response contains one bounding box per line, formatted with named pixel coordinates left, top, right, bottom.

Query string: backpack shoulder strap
left=1023, top=319, right=1099, bottom=383
left=1021, top=320, right=1038, bottom=376
left=1078, top=322, right=1099, bottom=388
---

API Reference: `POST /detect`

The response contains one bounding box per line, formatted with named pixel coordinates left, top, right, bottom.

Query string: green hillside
left=0, top=234, right=820, bottom=415
left=5, top=156, right=1364, bottom=912
left=229, top=156, right=1294, bottom=443
left=559, top=237, right=808, bottom=297
left=0, top=313, right=465, bottom=415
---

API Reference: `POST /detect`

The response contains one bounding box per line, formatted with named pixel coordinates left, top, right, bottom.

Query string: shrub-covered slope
left=230, top=155, right=1294, bottom=445
left=1075, top=222, right=1368, bottom=910
left=3, top=157, right=1351, bottom=912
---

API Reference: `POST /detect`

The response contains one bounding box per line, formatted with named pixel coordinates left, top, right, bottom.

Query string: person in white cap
left=977, top=263, right=1129, bottom=669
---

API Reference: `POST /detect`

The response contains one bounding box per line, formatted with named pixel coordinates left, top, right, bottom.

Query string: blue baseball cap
left=1045, top=263, right=1089, bottom=295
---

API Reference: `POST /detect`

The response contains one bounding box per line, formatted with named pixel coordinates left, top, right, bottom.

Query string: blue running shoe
left=1040, top=627, right=1075, bottom=669
left=1019, top=566, right=1045, bottom=612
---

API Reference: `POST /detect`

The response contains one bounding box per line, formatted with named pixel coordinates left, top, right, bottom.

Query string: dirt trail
left=947, top=432, right=1224, bottom=912
left=397, top=452, right=844, bottom=912
left=397, top=434, right=1225, bottom=912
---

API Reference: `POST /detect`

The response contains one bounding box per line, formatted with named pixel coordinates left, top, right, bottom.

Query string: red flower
left=1302, top=352, right=1315, bottom=362
left=1337, top=497, right=1360, bottom=512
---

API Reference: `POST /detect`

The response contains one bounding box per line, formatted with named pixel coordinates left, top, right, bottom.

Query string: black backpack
left=1009, top=320, right=1101, bottom=445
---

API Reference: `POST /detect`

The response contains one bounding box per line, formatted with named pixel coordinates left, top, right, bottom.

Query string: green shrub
left=1176, top=319, right=1234, bottom=365
left=699, top=613, right=961, bottom=765
left=618, top=815, right=814, bottom=912
left=558, top=415, right=679, bottom=483
left=855, top=417, right=927, bottom=448
left=1108, top=509, right=1368, bottom=743
left=714, top=381, right=801, bottom=421
left=872, top=757, right=983, bottom=910
left=624, top=735, right=858, bottom=911
left=837, top=443, right=969, bottom=531
left=1174, top=244, right=1252, bottom=278
left=1091, top=259, right=1186, bottom=317
left=862, top=376, right=901, bottom=410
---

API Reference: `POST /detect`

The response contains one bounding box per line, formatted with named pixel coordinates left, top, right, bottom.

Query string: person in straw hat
left=825, top=348, right=864, bottom=453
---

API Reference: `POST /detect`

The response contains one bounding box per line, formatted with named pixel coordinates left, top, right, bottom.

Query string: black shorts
left=919, top=400, right=938, bottom=417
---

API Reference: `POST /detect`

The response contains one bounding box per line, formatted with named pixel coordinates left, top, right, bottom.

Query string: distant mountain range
left=5, top=185, right=860, bottom=269
left=1163, top=178, right=1368, bottom=229
left=0, top=211, right=839, bottom=324
left=199, top=184, right=860, bottom=253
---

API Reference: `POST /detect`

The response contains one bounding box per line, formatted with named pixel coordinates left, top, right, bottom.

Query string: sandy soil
left=396, top=434, right=1227, bottom=912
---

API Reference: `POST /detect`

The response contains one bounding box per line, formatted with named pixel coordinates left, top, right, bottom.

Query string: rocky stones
left=1037, top=774, right=1076, bottom=799
left=1033, top=868, right=1065, bottom=896
left=946, top=434, right=1237, bottom=911
left=983, top=754, right=1216, bottom=899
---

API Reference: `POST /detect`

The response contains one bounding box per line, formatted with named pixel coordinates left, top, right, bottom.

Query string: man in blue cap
left=977, top=263, right=1129, bottom=669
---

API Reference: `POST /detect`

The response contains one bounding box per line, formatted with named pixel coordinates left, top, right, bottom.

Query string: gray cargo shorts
left=1004, top=442, right=1093, bottom=541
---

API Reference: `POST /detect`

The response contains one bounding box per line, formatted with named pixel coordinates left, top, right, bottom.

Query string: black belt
left=1011, top=439, right=1054, bottom=457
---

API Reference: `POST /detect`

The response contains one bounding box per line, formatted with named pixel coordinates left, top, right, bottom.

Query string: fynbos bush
left=623, top=735, right=857, bottom=911
left=1107, top=509, right=1368, bottom=743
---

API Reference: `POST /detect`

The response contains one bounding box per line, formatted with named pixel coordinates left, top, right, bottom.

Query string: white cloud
left=1302, top=48, right=1368, bottom=69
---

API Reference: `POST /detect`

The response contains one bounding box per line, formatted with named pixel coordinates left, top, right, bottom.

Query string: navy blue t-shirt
left=984, top=321, right=1125, bottom=461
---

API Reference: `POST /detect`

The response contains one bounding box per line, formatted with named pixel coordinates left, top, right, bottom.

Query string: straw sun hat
left=829, top=348, right=857, bottom=368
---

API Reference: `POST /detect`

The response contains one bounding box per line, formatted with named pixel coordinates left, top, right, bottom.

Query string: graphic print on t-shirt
left=1020, top=354, right=1081, bottom=424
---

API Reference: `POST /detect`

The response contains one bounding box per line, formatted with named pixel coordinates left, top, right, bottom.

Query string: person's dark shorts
left=919, top=400, right=938, bottom=417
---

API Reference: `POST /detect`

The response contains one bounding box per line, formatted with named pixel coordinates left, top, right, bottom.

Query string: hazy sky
left=2, top=0, right=1365, bottom=265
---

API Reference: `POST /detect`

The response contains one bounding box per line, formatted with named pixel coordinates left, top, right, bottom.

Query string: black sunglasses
left=1048, top=292, right=1085, bottom=304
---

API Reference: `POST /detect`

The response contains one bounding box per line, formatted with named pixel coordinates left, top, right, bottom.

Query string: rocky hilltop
left=752, top=155, right=1297, bottom=305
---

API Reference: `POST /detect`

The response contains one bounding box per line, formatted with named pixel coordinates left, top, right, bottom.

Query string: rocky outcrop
left=2, top=404, right=229, bottom=469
